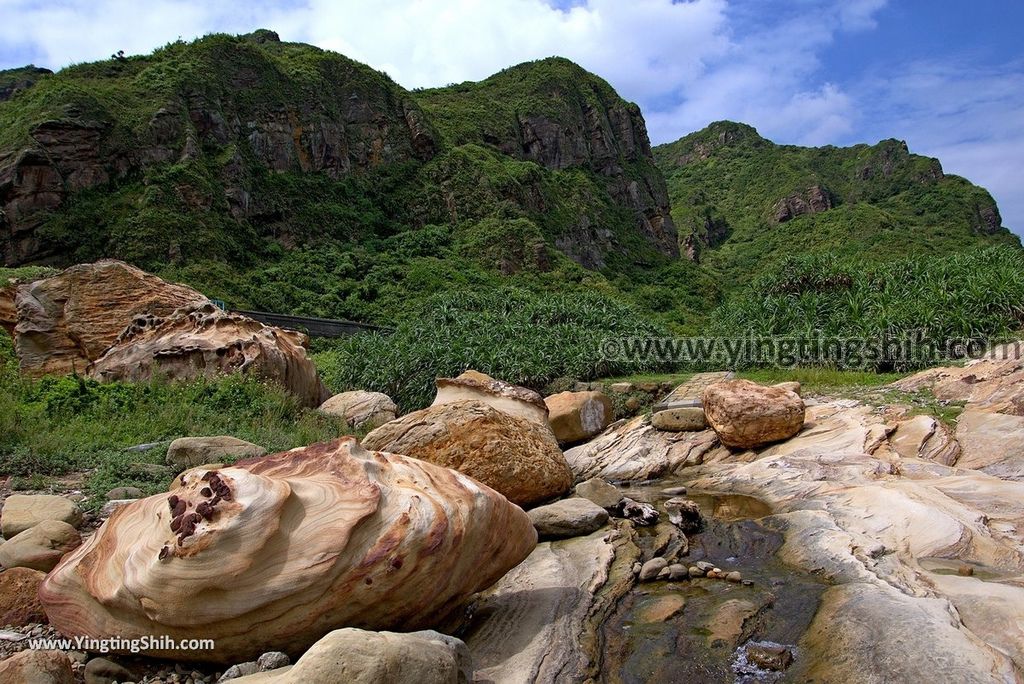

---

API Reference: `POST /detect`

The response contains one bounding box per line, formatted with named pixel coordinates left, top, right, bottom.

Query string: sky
left=1, top=0, right=1022, bottom=234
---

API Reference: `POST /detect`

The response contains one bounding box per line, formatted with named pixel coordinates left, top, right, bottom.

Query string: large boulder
left=1, top=494, right=83, bottom=538
left=88, top=302, right=329, bottom=408
left=318, top=391, right=398, bottom=431
left=39, top=438, right=536, bottom=663
left=701, top=380, right=805, bottom=449
left=0, top=520, right=82, bottom=571
left=229, top=629, right=472, bottom=684
left=363, top=400, right=572, bottom=507
left=433, top=371, right=549, bottom=427
left=10, top=260, right=206, bottom=377
left=166, top=436, right=266, bottom=470
left=544, top=391, right=613, bottom=444
left=0, top=566, right=48, bottom=626
left=527, top=498, right=609, bottom=539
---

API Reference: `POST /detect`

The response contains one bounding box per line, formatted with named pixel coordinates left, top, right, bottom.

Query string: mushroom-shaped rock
left=87, top=302, right=329, bottom=408
left=701, top=380, right=805, bottom=449
left=363, top=400, right=572, bottom=507
left=39, top=437, right=536, bottom=663
left=433, top=370, right=550, bottom=427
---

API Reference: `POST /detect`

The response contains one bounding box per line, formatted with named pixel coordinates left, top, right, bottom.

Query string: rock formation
left=363, top=399, right=572, bottom=507
left=165, top=436, right=267, bottom=470
left=1, top=494, right=83, bottom=538
left=544, top=391, right=613, bottom=444
left=701, top=380, right=805, bottom=449
left=39, top=437, right=536, bottom=662
left=10, top=260, right=207, bottom=377
left=318, top=391, right=398, bottom=430
left=0, top=520, right=82, bottom=572
left=88, top=302, right=329, bottom=408
left=433, top=370, right=550, bottom=427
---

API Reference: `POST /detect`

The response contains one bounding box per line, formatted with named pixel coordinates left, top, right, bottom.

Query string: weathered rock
left=10, top=260, right=207, bottom=377
left=955, top=409, right=1024, bottom=479
left=663, top=497, right=703, bottom=534
left=363, top=399, right=571, bottom=507
left=464, top=526, right=640, bottom=682
left=741, top=642, right=793, bottom=671
left=544, top=391, right=613, bottom=443
left=166, top=436, right=267, bottom=470
left=98, top=500, right=136, bottom=519
left=574, top=477, right=623, bottom=509
left=0, top=567, right=48, bottom=625
left=612, top=497, right=659, bottom=526
left=89, top=302, right=329, bottom=408
left=726, top=571, right=743, bottom=583
left=84, top=657, right=133, bottom=684
left=701, top=379, right=805, bottom=449
left=220, top=662, right=259, bottom=681
left=0, top=649, right=74, bottom=683
left=1, top=494, right=83, bottom=538
left=105, top=486, right=144, bottom=501
left=229, top=629, right=471, bottom=684
left=39, top=437, right=536, bottom=662
left=0, top=520, right=81, bottom=572
left=639, top=557, right=668, bottom=581
left=565, top=415, right=723, bottom=482
left=772, top=381, right=801, bottom=396
left=0, top=282, right=17, bottom=335
left=318, top=391, right=398, bottom=430
left=651, top=407, right=707, bottom=432
left=668, top=563, right=687, bottom=580
left=256, top=652, right=290, bottom=671
left=528, top=498, right=609, bottom=539
left=433, top=370, right=549, bottom=427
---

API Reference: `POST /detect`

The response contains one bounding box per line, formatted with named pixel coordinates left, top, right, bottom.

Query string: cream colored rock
left=39, top=437, right=536, bottom=663
left=545, top=391, right=613, bottom=443
left=0, top=649, right=75, bottom=684
left=894, top=342, right=1024, bottom=414
left=166, top=436, right=266, bottom=470
left=318, top=391, right=398, bottom=430
left=432, top=371, right=549, bottom=427
left=701, top=379, right=805, bottom=449
left=772, top=381, right=801, bottom=396
left=0, top=520, right=82, bottom=572
left=11, top=260, right=207, bottom=377
left=954, top=409, right=1024, bottom=479
left=651, top=407, right=707, bottom=432
left=1, top=494, right=83, bottom=538
left=565, top=416, right=724, bottom=483
left=229, top=629, right=471, bottom=684
left=363, top=400, right=571, bottom=507
left=891, top=414, right=960, bottom=465
left=88, top=303, right=329, bottom=408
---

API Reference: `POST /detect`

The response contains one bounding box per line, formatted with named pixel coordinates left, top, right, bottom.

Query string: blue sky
left=1, top=0, right=1022, bottom=234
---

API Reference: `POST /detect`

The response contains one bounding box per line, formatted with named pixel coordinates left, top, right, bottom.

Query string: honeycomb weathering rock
left=11, top=259, right=207, bottom=377
left=88, top=302, right=329, bottom=407
left=39, top=437, right=537, bottom=663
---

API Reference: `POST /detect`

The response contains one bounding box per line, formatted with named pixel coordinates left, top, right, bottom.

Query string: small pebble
left=726, top=571, right=743, bottom=582
left=688, top=566, right=705, bottom=578
left=958, top=565, right=974, bottom=577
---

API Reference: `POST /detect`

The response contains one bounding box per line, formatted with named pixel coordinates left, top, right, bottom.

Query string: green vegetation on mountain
left=654, top=121, right=1020, bottom=287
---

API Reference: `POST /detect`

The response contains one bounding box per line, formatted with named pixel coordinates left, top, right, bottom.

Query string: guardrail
left=235, top=310, right=391, bottom=339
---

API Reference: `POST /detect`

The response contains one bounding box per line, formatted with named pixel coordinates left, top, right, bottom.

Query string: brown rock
left=0, top=520, right=82, bottom=572
left=651, top=407, right=707, bottom=432
left=363, top=399, right=571, bottom=507
left=1, top=494, right=83, bottom=538
left=544, top=391, right=613, bottom=443
left=11, top=260, right=206, bottom=377
left=433, top=370, right=549, bottom=427
left=88, top=302, right=329, bottom=407
left=318, top=391, right=398, bottom=430
left=0, top=282, right=16, bottom=336
left=701, top=380, right=805, bottom=449
left=0, top=649, right=73, bottom=683
left=0, top=567, right=48, bottom=625
left=40, top=438, right=535, bottom=663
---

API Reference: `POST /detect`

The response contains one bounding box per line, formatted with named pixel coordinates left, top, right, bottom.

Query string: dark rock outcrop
left=773, top=185, right=834, bottom=223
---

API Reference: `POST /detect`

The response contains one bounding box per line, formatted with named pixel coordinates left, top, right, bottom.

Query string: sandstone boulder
left=528, top=498, right=609, bottom=539
left=166, top=436, right=266, bottom=470
left=11, top=260, right=207, bottom=377
left=40, top=438, right=536, bottom=662
left=363, top=400, right=571, bottom=507
left=574, top=477, right=623, bottom=509
left=229, top=629, right=471, bottom=684
left=544, top=391, right=613, bottom=443
left=83, top=657, right=133, bottom=684
left=0, top=567, right=48, bottom=626
left=433, top=370, right=549, bottom=427
left=1, top=494, right=83, bottom=538
left=318, top=391, right=398, bottom=430
left=651, top=407, right=707, bottom=432
left=0, top=282, right=16, bottom=335
left=0, top=520, right=81, bottom=571
left=0, top=649, right=74, bottom=684
left=701, top=380, right=805, bottom=449
left=88, top=302, right=329, bottom=407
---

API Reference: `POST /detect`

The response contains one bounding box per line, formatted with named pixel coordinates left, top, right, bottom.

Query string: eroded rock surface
left=39, top=438, right=536, bottom=662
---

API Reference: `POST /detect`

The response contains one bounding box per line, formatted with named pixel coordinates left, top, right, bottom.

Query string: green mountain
left=654, top=121, right=1020, bottom=285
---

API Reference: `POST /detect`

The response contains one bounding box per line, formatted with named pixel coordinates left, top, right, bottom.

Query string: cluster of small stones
left=161, top=472, right=231, bottom=558
left=636, top=558, right=753, bottom=585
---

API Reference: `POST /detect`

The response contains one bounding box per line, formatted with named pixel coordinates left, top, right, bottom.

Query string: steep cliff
left=655, top=121, right=1019, bottom=280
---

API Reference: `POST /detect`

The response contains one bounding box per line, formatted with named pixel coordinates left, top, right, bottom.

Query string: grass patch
left=737, top=367, right=906, bottom=395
